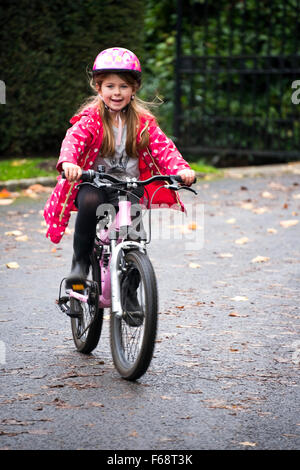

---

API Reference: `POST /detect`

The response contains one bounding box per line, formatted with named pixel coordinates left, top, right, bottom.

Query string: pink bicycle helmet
left=92, top=47, right=142, bottom=84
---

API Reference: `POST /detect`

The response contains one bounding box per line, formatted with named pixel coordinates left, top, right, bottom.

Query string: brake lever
left=163, top=183, right=180, bottom=191
left=163, top=183, right=198, bottom=195
left=177, top=185, right=198, bottom=195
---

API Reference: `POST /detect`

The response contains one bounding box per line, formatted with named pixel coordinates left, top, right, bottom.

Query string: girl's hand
left=177, top=169, right=196, bottom=186
left=62, top=162, right=82, bottom=182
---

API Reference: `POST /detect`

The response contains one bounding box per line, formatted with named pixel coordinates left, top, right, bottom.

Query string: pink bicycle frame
left=69, top=199, right=143, bottom=315
left=98, top=200, right=132, bottom=245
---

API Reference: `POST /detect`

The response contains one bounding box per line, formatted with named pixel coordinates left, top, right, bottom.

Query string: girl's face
left=97, top=74, right=134, bottom=112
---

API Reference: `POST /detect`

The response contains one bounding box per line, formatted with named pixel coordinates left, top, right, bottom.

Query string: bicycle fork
left=110, top=240, right=146, bottom=318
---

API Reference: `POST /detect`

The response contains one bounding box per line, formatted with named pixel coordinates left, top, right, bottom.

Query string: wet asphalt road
left=0, top=171, right=299, bottom=451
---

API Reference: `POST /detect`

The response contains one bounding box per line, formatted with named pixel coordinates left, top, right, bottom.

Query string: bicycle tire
left=110, top=249, right=158, bottom=380
left=70, top=249, right=103, bottom=354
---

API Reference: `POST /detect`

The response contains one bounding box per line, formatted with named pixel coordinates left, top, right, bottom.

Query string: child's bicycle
left=57, top=166, right=197, bottom=381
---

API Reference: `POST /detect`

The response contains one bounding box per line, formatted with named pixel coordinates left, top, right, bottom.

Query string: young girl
left=44, top=47, right=195, bottom=288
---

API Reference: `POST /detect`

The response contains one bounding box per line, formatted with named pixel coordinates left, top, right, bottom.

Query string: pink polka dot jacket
left=43, top=106, right=191, bottom=244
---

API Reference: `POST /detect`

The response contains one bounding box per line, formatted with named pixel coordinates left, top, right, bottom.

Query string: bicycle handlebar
left=61, top=169, right=197, bottom=189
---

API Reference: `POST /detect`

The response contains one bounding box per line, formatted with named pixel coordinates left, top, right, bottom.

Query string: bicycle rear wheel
left=70, top=249, right=103, bottom=354
left=110, top=249, right=158, bottom=380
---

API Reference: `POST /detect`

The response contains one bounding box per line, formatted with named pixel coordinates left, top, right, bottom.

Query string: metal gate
left=174, top=0, right=300, bottom=164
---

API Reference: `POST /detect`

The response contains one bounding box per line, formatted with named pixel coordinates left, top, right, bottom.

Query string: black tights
left=74, top=185, right=144, bottom=258
left=75, top=185, right=108, bottom=242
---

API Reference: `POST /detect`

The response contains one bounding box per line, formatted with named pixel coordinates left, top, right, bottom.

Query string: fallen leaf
left=129, top=430, right=139, bottom=437
left=188, top=222, right=198, bottom=230
left=240, top=202, right=253, bottom=210
left=27, top=184, right=51, bottom=193
left=159, top=437, right=177, bottom=442
left=86, top=402, right=104, bottom=408
left=218, top=253, right=233, bottom=258
left=15, top=235, right=28, bottom=242
left=252, top=207, right=269, bottom=214
left=0, top=188, right=12, bottom=198
left=267, top=228, right=277, bottom=234
left=229, top=312, right=242, bottom=317
left=280, top=219, right=299, bottom=228
left=239, top=441, right=257, bottom=447
left=189, top=262, right=201, bottom=268
left=230, top=296, right=248, bottom=302
left=0, top=199, right=14, bottom=205
left=0, top=431, right=22, bottom=437
left=6, top=262, right=20, bottom=269
left=251, top=256, right=270, bottom=263
left=51, top=398, right=81, bottom=409
left=274, top=357, right=289, bottom=364
left=5, top=230, right=23, bottom=236
left=235, top=237, right=249, bottom=245
left=11, top=159, right=26, bottom=167
left=205, top=399, right=244, bottom=410
left=27, top=429, right=51, bottom=435
left=261, top=191, right=275, bottom=199
left=0, top=419, right=29, bottom=426
left=269, top=182, right=286, bottom=191
left=23, top=189, right=39, bottom=199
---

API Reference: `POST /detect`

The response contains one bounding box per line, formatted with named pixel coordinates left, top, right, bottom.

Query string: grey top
left=93, top=124, right=140, bottom=180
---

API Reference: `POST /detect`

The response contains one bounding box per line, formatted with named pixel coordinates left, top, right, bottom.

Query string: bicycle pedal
left=56, top=298, right=71, bottom=316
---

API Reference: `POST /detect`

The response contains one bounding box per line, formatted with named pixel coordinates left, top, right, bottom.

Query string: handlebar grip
left=80, top=170, right=95, bottom=182
left=61, top=169, right=95, bottom=182
left=173, top=175, right=183, bottom=183
left=173, top=175, right=197, bottom=184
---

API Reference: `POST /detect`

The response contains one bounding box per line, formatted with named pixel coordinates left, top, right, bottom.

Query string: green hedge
left=0, top=0, right=144, bottom=157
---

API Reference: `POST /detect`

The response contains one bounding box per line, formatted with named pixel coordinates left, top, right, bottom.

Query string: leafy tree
left=142, top=0, right=300, bottom=162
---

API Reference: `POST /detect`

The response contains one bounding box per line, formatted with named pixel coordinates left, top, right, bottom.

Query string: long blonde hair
left=76, top=72, right=156, bottom=158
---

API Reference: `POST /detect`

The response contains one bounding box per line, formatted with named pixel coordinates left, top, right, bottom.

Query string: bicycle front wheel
left=110, top=250, right=158, bottom=381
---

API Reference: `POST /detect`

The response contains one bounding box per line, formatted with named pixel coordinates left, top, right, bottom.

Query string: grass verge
left=189, top=159, right=220, bottom=175
left=0, top=157, right=220, bottom=181
left=0, top=158, right=57, bottom=181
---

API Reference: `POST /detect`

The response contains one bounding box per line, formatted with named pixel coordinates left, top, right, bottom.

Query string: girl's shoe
left=65, top=257, right=89, bottom=291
